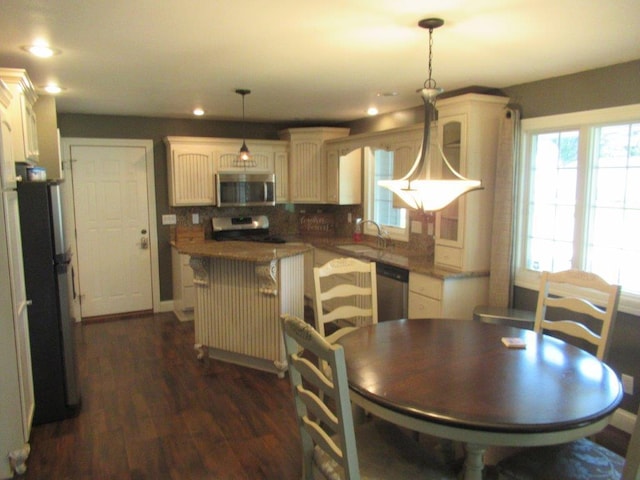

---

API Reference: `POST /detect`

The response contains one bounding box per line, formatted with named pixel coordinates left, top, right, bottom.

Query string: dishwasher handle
left=375, top=262, right=409, bottom=282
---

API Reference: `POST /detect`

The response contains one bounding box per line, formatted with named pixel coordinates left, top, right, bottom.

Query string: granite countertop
left=301, top=235, right=488, bottom=280
left=172, top=236, right=487, bottom=280
left=174, top=240, right=313, bottom=262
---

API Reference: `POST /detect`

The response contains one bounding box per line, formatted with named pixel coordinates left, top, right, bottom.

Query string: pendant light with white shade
left=378, top=18, right=482, bottom=212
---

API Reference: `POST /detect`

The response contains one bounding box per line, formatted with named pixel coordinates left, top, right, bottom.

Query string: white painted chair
left=495, top=269, right=629, bottom=480
left=533, top=269, right=621, bottom=360
left=280, top=314, right=456, bottom=480
left=496, top=400, right=640, bottom=480
left=313, top=257, right=377, bottom=342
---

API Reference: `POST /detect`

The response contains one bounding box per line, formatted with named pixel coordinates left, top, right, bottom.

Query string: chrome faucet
left=359, top=220, right=391, bottom=248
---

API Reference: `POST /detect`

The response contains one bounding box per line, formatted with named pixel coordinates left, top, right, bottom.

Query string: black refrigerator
left=16, top=180, right=80, bottom=425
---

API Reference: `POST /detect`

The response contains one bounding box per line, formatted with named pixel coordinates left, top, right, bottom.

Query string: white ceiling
left=1, top=0, right=639, bottom=122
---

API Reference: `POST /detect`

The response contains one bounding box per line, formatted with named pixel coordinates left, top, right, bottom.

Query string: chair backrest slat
left=313, top=257, right=378, bottom=337
left=533, top=269, right=621, bottom=360
left=281, top=314, right=361, bottom=479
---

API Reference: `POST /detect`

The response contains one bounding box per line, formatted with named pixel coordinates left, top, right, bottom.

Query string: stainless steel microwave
left=216, top=173, right=275, bottom=207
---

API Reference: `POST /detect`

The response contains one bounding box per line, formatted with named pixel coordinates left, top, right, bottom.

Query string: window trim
left=363, top=147, right=410, bottom=242
left=514, top=103, right=640, bottom=315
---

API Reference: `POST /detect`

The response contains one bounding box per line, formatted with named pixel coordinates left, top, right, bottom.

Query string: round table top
left=336, top=318, right=623, bottom=434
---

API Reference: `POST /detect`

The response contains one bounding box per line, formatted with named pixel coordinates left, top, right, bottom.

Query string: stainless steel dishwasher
left=375, top=262, right=409, bottom=321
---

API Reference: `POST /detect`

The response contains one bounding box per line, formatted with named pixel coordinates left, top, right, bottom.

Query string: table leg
left=463, top=443, right=486, bottom=480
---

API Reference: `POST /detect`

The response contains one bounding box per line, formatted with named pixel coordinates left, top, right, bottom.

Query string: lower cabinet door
left=408, top=292, right=441, bottom=319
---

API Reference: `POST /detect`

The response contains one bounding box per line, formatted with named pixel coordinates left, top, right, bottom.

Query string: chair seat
left=496, top=438, right=624, bottom=480
left=314, top=419, right=456, bottom=480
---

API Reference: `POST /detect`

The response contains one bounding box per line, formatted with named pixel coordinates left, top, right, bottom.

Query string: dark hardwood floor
left=19, top=312, right=301, bottom=480
left=19, top=311, right=630, bottom=479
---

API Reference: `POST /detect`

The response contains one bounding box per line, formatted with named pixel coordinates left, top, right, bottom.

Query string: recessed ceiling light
left=42, top=84, right=64, bottom=94
left=367, top=107, right=379, bottom=116
left=377, top=91, right=399, bottom=97
left=193, top=108, right=205, bottom=116
left=21, top=42, right=61, bottom=58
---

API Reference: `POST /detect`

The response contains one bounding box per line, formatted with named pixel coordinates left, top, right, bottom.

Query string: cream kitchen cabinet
left=171, top=246, right=194, bottom=322
left=214, top=138, right=287, bottom=173
left=34, top=96, right=63, bottom=179
left=278, top=127, right=349, bottom=203
left=433, top=94, right=509, bottom=272
left=164, top=137, right=216, bottom=206
left=164, top=136, right=288, bottom=206
left=0, top=68, right=38, bottom=164
left=1, top=84, right=34, bottom=477
left=324, top=140, right=362, bottom=205
left=408, top=271, right=488, bottom=320
left=274, top=149, right=288, bottom=203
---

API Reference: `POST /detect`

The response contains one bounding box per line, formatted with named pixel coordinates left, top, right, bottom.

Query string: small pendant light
left=235, top=89, right=255, bottom=167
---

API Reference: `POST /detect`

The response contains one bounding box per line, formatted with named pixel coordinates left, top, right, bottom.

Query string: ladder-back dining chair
left=313, top=257, right=377, bottom=342
left=495, top=269, right=628, bottom=479
left=496, top=399, right=640, bottom=480
left=533, top=269, right=621, bottom=360
left=280, top=314, right=456, bottom=480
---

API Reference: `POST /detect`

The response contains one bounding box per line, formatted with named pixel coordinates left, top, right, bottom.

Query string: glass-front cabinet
left=435, top=117, right=464, bottom=245
left=433, top=94, right=509, bottom=272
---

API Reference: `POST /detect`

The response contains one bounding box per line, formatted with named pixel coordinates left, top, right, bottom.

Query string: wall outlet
left=411, top=220, right=422, bottom=234
left=162, top=214, right=177, bottom=225
left=622, top=374, right=634, bottom=395
left=192, top=213, right=200, bottom=224
left=347, top=213, right=352, bottom=223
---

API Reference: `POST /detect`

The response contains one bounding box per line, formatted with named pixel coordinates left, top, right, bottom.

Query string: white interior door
left=70, top=143, right=154, bottom=318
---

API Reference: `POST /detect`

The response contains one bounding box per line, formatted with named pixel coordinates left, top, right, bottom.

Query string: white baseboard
left=611, top=408, right=637, bottom=434
left=156, top=300, right=174, bottom=313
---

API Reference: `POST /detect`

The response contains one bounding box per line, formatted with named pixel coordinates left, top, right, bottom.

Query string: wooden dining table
left=335, top=318, right=623, bottom=480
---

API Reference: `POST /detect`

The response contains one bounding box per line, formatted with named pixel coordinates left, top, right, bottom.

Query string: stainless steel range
left=211, top=215, right=286, bottom=243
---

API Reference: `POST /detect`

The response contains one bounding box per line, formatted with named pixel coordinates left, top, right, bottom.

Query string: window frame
left=515, top=103, right=640, bottom=315
left=362, top=146, right=410, bottom=242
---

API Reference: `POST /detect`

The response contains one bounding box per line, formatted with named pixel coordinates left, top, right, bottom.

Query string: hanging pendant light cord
left=425, top=27, right=436, bottom=90
left=241, top=93, right=246, bottom=142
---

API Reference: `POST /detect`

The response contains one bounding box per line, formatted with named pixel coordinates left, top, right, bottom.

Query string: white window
left=515, top=104, right=640, bottom=314
left=363, top=147, right=409, bottom=241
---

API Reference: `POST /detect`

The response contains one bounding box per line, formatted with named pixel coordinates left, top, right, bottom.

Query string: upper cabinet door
left=166, top=143, right=216, bottom=207
left=0, top=108, right=17, bottom=190
left=325, top=146, right=362, bottom=205
left=435, top=117, right=464, bottom=246
left=0, top=69, right=38, bottom=164
left=279, top=127, right=350, bottom=204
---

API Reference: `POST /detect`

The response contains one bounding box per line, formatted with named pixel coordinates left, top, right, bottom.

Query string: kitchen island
left=176, top=240, right=312, bottom=377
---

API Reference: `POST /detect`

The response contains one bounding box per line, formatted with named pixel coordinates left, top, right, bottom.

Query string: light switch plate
left=192, top=213, right=200, bottom=224
left=162, top=214, right=177, bottom=225
left=411, top=220, right=422, bottom=234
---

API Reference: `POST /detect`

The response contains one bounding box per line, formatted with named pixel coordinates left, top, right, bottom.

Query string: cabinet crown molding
left=0, top=68, right=37, bottom=105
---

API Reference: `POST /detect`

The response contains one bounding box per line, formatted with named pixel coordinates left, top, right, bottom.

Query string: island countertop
left=174, top=240, right=313, bottom=262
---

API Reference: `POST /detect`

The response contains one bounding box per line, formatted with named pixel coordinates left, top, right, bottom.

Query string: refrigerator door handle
left=71, top=266, right=76, bottom=300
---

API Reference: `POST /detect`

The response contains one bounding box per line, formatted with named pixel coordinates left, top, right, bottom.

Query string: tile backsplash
left=169, top=203, right=434, bottom=260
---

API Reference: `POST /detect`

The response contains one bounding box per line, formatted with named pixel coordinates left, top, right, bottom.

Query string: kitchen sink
left=336, top=244, right=378, bottom=254
left=336, top=244, right=410, bottom=268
